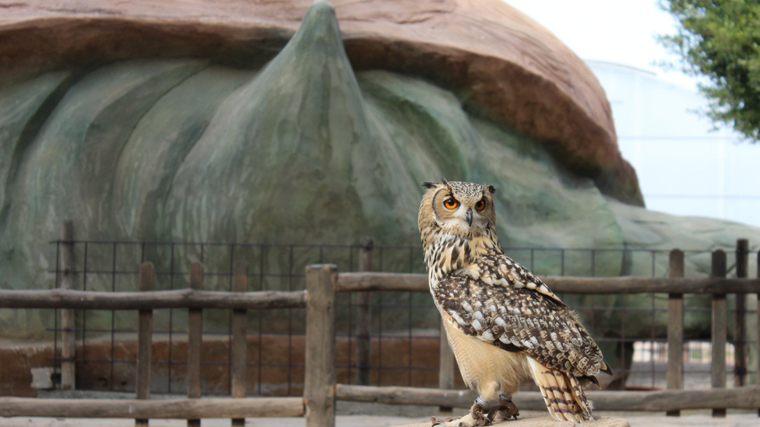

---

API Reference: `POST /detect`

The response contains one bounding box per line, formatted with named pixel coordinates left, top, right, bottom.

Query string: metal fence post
left=735, top=239, right=749, bottom=387
left=60, top=220, right=76, bottom=390
left=231, top=261, right=249, bottom=427
left=711, top=250, right=727, bottom=418
left=304, top=264, right=337, bottom=427
left=356, top=237, right=373, bottom=386
left=135, top=262, right=154, bottom=427
left=188, top=262, right=203, bottom=427
left=666, top=249, right=684, bottom=417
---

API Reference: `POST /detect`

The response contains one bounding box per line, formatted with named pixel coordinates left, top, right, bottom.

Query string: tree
left=659, top=0, right=760, bottom=142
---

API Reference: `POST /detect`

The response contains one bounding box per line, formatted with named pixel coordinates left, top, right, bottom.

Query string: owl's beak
left=465, top=209, right=473, bottom=227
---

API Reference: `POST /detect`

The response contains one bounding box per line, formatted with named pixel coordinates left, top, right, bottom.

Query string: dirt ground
left=1, top=409, right=757, bottom=427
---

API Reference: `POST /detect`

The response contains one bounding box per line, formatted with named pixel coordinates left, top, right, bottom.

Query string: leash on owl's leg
left=487, top=393, right=519, bottom=422
left=470, top=396, right=492, bottom=426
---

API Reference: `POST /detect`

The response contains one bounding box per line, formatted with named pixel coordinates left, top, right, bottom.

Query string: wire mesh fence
left=33, top=239, right=759, bottom=396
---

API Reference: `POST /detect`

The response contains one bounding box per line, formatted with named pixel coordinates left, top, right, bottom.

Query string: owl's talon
left=489, top=394, right=520, bottom=422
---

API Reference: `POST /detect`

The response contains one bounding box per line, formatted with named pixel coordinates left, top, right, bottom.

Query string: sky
left=504, top=0, right=699, bottom=89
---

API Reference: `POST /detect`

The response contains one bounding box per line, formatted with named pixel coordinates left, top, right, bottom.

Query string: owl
left=418, top=180, right=611, bottom=426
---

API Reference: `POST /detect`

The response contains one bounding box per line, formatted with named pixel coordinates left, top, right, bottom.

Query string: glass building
left=588, top=60, right=760, bottom=228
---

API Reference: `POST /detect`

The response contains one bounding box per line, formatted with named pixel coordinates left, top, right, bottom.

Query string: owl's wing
left=434, top=254, right=609, bottom=378
left=462, top=253, right=563, bottom=304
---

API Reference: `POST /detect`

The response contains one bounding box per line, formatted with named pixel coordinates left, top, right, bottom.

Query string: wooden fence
left=0, top=247, right=759, bottom=425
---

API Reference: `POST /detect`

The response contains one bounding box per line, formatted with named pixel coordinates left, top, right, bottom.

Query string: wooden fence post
left=735, top=239, right=749, bottom=387
left=304, top=264, right=336, bottom=427
left=188, top=262, right=203, bottom=427
left=438, top=320, right=455, bottom=413
left=711, top=250, right=727, bottom=418
left=666, top=249, right=684, bottom=417
left=60, top=220, right=76, bottom=390
left=356, top=237, right=373, bottom=386
left=135, top=262, right=154, bottom=427
left=230, top=261, right=248, bottom=427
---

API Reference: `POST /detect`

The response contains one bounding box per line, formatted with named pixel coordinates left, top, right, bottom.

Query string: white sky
left=504, top=0, right=699, bottom=89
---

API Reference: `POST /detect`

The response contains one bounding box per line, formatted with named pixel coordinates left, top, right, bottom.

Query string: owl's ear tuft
left=487, top=185, right=496, bottom=194
left=421, top=182, right=438, bottom=189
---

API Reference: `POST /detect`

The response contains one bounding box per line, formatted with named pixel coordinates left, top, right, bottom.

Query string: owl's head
left=418, top=180, right=496, bottom=242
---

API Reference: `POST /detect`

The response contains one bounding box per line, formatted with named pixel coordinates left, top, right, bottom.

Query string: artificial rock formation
left=0, top=0, right=640, bottom=204
left=0, top=0, right=758, bottom=385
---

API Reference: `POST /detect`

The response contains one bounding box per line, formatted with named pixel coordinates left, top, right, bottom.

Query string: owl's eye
left=443, top=198, right=459, bottom=210
left=475, top=199, right=486, bottom=211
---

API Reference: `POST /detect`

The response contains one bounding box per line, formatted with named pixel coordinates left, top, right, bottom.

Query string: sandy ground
left=1, top=410, right=758, bottom=427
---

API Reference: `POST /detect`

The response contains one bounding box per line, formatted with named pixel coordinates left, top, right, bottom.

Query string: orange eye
left=443, top=198, right=459, bottom=210
left=475, top=199, right=486, bottom=211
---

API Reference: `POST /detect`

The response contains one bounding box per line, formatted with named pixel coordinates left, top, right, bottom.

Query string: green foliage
left=659, top=0, right=760, bottom=142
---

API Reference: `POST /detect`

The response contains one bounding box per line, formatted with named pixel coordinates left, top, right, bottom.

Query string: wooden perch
left=392, top=415, right=630, bottom=427
left=336, top=384, right=760, bottom=411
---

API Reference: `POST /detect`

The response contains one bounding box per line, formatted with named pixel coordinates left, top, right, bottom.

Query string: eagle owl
left=418, top=180, right=611, bottom=426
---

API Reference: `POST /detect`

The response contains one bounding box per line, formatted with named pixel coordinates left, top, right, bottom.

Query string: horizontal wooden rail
left=336, top=272, right=760, bottom=294
left=0, top=289, right=306, bottom=310
left=335, top=384, right=760, bottom=412
left=338, top=273, right=427, bottom=292
left=0, top=397, right=304, bottom=419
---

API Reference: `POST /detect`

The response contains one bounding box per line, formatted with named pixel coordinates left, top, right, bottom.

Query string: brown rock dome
left=0, top=0, right=642, bottom=204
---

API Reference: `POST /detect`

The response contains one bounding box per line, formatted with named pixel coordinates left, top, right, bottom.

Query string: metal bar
left=53, top=241, right=59, bottom=386
left=135, top=262, right=154, bottom=427
left=168, top=243, right=175, bottom=394
left=258, top=246, right=264, bottom=395
left=60, top=221, right=76, bottom=390
left=407, top=245, right=413, bottom=388
left=230, top=261, right=248, bottom=427
left=82, top=242, right=88, bottom=368
left=288, top=245, right=293, bottom=396
left=187, top=262, right=203, bottom=427
left=356, top=237, right=373, bottom=386
left=110, top=242, right=117, bottom=391
left=227, top=244, right=234, bottom=396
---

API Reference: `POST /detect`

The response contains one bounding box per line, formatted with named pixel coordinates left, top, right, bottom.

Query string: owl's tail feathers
left=528, top=358, right=594, bottom=423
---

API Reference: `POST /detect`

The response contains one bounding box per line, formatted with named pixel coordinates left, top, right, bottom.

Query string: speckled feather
left=433, top=263, right=604, bottom=378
